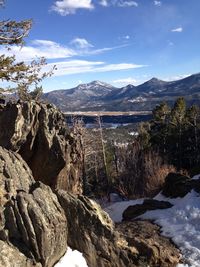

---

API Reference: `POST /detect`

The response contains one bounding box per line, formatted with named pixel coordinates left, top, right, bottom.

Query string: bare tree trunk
left=96, top=115, right=110, bottom=197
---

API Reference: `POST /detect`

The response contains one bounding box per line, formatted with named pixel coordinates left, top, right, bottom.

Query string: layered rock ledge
left=0, top=101, right=83, bottom=194
left=0, top=147, right=67, bottom=267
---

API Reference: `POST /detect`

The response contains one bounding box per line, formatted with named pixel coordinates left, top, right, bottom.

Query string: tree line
left=139, top=97, right=200, bottom=173
left=72, top=116, right=175, bottom=199
left=74, top=97, right=200, bottom=200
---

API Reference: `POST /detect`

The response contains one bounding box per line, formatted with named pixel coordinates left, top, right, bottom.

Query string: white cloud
left=0, top=39, right=127, bottom=62
left=94, top=63, right=143, bottom=72
left=70, top=38, right=93, bottom=49
left=154, top=1, right=162, bottom=7
left=99, top=0, right=108, bottom=7
left=112, top=77, right=137, bottom=85
left=51, top=0, right=94, bottom=15
left=0, top=39, right=76, bottom=62
left=46, top=60, right=145, bottom=76
left=171, top=27, right=183, bottom=32
left=163, top=74, right=191, bottom=81
left=117, top=1, right=138, bottom=7
left=99, top=0, right=138, bottom=8
left=0, top=38, right=145, bottom=77
left=87, top=44, right=128, bottom=55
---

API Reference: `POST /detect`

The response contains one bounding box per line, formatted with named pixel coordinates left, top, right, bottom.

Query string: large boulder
left=162, top=173, right=200, bottom=198
left=123, top=199, right=173, bottom=221
left=56, top=190, right=139, bottom=267
left=0, top=101, right=83, bottom=193
left=0, top=147, right=67, bottom=267
left=117, top=220, right=181, bottom=267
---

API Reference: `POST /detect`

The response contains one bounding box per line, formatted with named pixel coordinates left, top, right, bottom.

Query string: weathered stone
left=0, top=147, right=67, bottom=267
left=0, top=240, right=42, bottom=267
left=56, top=190, right=139, bottom=267
left=0, top=100, right=83, bottom=194
left=117, top=220, right=181, bottom=267
left=123, top=199, right=173, bottom=221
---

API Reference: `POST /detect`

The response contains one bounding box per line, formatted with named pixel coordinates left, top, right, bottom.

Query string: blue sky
left=1, top=0, right=200, bottom=92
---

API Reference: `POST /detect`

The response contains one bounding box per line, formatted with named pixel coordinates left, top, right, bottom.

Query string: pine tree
left=151, top=102, right=171, bottom=153
left=0, top=3, right=54, bottom=100
left=169, top=97, right=186, bottom=169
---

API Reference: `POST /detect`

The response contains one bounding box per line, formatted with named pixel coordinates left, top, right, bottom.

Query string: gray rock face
left=56, top=190, right=139, bottom=267
left=0, top=240, right=42, bottom=267
left=0, top=101, right=83, bottom=194
left=0, top=147, right=67, bottom=267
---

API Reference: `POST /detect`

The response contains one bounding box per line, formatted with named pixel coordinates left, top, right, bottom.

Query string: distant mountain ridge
left=43, top=73, right=200, bottom=112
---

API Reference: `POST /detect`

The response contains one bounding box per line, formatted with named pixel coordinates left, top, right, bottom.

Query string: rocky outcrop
left=0, top=145, right=182, bottom=267
left=162, top=173, right=200, bottom=198
left=0, top=101, right=184, bottom=267
left=56, top=190, right=181, bottom=267
left=0, top=100, right=83, bottom=193
left=123, top=199, right=173, bottom=221
left=0, top=147, right=67, bottom=267
left=56, top=190, right=140, bottom=267
left=0, top=240, right=42, bottom=267
left=117, top=220, right=181, bottom=267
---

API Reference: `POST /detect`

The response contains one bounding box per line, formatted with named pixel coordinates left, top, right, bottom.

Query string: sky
left=1, top=0, right=200, bottom=92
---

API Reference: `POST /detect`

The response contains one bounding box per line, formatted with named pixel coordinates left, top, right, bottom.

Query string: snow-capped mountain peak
left=77, top=81, right=114, bottom=90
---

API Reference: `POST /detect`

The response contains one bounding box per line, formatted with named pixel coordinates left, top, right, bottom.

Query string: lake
left=65, top=113, right=152, bottom=128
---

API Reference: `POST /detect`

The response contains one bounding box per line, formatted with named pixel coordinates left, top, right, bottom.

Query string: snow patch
left=54, top=247, right=88, bottom=267
left=105, top=198, right=144, bottom=222
left=128, top=96, right=147, bottom=103
left=129, top=131, right=139, bottom=136
left=105, top=187, right=200, bottom=267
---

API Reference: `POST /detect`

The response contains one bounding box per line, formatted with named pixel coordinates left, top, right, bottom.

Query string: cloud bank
left=51, top=0, right=138, bottom=15
left=51, top=0, right=94, bottom=15
left=0, top=38, right=145, bottom=77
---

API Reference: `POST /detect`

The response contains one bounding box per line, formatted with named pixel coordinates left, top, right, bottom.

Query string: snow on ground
left=105, top=198, right=144, bottom=222
left=54, top=247, right=88, bottom=267
left=105, top=186, right=200, bottom=267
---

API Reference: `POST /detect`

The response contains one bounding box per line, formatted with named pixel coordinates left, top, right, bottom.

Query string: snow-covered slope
left=105, top=175, right=200, bottom=267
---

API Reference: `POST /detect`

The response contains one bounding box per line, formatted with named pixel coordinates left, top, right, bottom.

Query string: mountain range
left=43, top=73, right=200, bottom=112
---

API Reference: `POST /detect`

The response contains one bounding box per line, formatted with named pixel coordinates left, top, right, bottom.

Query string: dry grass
left=117, top=143, right=178, bottom=199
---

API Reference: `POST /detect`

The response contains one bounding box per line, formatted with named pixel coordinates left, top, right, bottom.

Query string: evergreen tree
left=138, top=121, right=151, bottom=149
left=139, top=97, right=200, bottom=173
left=0, top=3, right=54, bottom=100
left=169, top=97, right=186, bottom=169
left=151, top=102, right=171, bottom=153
